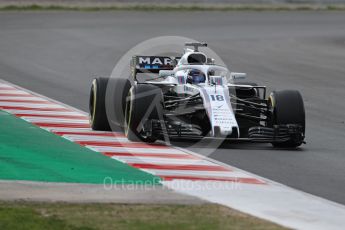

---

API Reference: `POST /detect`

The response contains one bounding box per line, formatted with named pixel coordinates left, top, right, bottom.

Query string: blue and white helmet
left=187, top=69, right=206, bottom=84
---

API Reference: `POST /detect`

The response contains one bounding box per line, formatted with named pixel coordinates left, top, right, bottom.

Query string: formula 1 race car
left=89, top=42, right=305, bottom=148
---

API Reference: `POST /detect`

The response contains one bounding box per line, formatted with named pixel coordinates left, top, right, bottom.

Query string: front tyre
left=269, top=90, right=305, bottom=148
left=125, top=84, right=163, bottom=142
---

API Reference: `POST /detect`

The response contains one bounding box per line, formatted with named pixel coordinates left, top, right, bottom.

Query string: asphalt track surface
left=0, top=11, right=345, bottom=204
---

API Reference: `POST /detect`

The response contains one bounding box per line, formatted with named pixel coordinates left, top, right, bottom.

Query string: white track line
left=0, top=102, right=66, bottom=108
left=86, top=146, right=187, bottom=154
left=111, top=156, right=219, bottom=166
left=0, top=96, right=47, bottom=101
left=142, top=169, right=250, bottom=178
left=63, top=135, right=131, bottom=142
left=0, top=91, right=31, bottom=95
left=44, top=127, right=93, bottom=132
left=6, top=110, right=84, bottom=116
left=22, top=117, right=90, bottom=123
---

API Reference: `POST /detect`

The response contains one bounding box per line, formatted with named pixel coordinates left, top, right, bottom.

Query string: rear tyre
left=89, top=77, right=110, bottom=131
left=269, top=90, right=305, bottom=148
left=125, top=84, right=163, bottom=142
left=89, top=77, right=131, bottom=131
left=110, top=78, right=131, bottom=130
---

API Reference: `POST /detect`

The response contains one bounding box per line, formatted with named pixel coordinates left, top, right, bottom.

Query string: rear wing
left=130, top=56, right=180, bottom=80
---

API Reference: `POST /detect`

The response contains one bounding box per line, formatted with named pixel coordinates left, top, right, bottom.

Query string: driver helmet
left=187, top=69, right=206, bottom=84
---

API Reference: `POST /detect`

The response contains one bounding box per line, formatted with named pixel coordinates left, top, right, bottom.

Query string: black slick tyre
left=89, top=77, right=131, bottom=131
left=89, top=77, right=110, bottom=131
left=125, top=84, right=163, bottom=142
left=269, top=90, right=305, bottom=148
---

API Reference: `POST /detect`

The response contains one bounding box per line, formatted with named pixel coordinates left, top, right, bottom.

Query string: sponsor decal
left=138, top=56, right=172, bottom=66
left=136, top=56, right=181, bottom=70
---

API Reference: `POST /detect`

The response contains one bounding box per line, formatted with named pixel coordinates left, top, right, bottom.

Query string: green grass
left=0, top=4, right=344, bottom=12
left=0, top=201, right=287, bottom=230
left=0, top=206, right=90, bottom=230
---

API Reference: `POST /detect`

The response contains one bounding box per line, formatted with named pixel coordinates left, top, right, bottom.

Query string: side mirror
left=207, top=58, right=215, bottom=64
left=230, top=72, right=247, bottom=80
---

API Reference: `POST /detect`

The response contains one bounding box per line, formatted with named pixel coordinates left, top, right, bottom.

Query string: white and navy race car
left=89, top=42, right=305, bottom=148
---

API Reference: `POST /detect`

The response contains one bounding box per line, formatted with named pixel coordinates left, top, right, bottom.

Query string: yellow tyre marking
left=124, top=89, right=132, bottom=137
left=269, top=94, right=275, bottom=108
left=90, top=79, right=97, bottom=125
